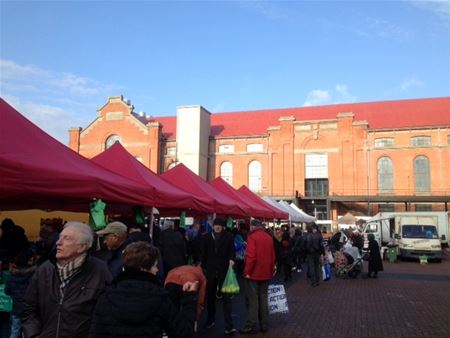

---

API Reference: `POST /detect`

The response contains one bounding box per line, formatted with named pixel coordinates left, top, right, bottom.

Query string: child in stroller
left=335, top=245, right=367, bottom=278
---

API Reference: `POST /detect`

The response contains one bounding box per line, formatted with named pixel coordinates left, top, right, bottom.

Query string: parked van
left=363, top=212, right=448, bottom=262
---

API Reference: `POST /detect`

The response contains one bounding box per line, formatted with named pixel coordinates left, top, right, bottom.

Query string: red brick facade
left=69, top=96, right=450, bottom=219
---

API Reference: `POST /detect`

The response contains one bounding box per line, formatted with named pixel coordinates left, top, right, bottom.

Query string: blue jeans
left=9, top=314, right=22, bottom=338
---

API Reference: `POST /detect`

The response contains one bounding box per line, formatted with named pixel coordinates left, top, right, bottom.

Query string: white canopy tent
left=288, top=202, right=317, bottom=223
left=261, top=197, right=315, bottom=223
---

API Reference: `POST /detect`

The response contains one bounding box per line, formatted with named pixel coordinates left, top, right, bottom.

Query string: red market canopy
left=210, top=177, right=275, bottom=219
left=160, top=163, right=247, bottom=217
left=91, top=142, right=211, bottom=214
left=0, top=98, right=154, bottom=212
left=237, top=185, right=288, bottom=220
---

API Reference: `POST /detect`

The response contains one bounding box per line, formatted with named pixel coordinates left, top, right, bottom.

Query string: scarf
left=57, top=253, right=87, bottom=296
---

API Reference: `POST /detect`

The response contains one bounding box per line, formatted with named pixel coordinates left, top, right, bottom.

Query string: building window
left=379, top=204, right=394, bottom=212
left=246, top=143, right=263, bottom=153
left=377, top=157, right=393, bottom=193
left=218, top=144, right=234, bottom=154
left=305, top=153, right=328, bottom=178
left=220, top=161, right=233, bottom=185
left=410, top=136, right=431, bottom=147
left=248, top=160, right=262, bottom=192
left=414, top=156, right=430, bottom=192
left=416, top=204, right=432, bottom=211
left=305, top=179, right=329, bottom=197
left=105, top=134, right=121, bottom=149
left=166, top=147, right=176, bottom=156
left=374, top=138, right=395, bottom=148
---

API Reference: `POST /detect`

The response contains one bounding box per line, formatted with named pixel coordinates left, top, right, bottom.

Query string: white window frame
left=218, top=144, right=235, bottom=154
left=248, top=160, right=262, bottom=192
left=246, top=143, right=263, bottom=153
left=220, top=161, right=233, bottom=185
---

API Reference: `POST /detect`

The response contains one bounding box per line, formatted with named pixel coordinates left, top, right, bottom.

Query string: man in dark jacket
left=159, top=220, right=186, bottom=277
left=96, top=221, right=132, bottom=279
left=22, top=222, right=112, bottom=338
left=200, top=218, right=237, bottom=335
left=304, top=223, right=324, bottom=287
left=240, top=220, right=276, bottom=334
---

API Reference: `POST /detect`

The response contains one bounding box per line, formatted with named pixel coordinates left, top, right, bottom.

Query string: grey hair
left=64, top=221, right=94, bottom=249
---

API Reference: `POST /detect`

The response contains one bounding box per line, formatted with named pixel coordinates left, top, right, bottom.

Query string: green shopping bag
left=221, top=265, right=240, bottom=294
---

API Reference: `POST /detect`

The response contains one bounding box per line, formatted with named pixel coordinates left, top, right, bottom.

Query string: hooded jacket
left=88, top=269, right=197, bottom=338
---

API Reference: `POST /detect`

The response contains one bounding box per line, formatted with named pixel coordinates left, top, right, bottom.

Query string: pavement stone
left=195, top=251, right=450, bottom=338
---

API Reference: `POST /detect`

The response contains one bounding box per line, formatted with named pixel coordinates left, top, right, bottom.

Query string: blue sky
left=1, top=0, right=450, bottom=143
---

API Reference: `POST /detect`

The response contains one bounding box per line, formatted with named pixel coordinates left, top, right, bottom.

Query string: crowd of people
left=0, top=216, right=384, bottom=338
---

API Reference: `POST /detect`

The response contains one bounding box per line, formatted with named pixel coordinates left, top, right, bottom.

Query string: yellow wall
left=0, top=210, right=89, bottom=241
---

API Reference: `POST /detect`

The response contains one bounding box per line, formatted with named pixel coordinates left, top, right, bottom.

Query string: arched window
left=105, top=134, right=121, bottom=149
left=414, top=156, right=430, bottom=192
left=248, top=160, right=262, bottom=193
left=220, top=161, right=233, bottom=185
left=377, top=157, right=393, bottom=193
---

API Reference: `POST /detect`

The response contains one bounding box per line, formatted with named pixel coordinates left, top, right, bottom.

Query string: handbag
left=268, top=284, right=289, bottom=314
left=221, top=265, right=240, bottom=294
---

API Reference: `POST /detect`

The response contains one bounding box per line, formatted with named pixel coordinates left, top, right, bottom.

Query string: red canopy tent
left=210, top=177, right=275, bottom=219
left=237, top=185, right=288, bottom=219
left=91, top=142, right=211, bottom=214
left=0, top=98, right=153, bottom=212
left=160, top=164, right=247, bottom=217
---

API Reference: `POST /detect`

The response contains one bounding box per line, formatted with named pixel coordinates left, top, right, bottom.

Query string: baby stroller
left=335, top=246, right=366, bottom=278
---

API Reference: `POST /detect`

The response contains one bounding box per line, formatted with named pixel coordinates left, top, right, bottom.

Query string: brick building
left=69, top=96, right=450, bottom=220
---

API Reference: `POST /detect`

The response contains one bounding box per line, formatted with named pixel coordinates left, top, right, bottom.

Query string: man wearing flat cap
left=96, top=221, right=131, bottom=279
left=200, top=218, right=237, bottom=335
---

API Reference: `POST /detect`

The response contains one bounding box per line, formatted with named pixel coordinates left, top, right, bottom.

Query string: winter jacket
left=4, top=265, right=35, bottom=316
left=305, top=231, right=324, bottom=255
left=164, top=265, right=206, bottom=320
left=368, top=239, right=384, bottom=273
left=160, top=229, right=187, bottom=272
left=200, top=230, right=235, bottom=286
left=22, top=255, right=112, bottom=338
left=244, top=228, right=276, bottom=281
left=88, top=269, right=197, bottom=338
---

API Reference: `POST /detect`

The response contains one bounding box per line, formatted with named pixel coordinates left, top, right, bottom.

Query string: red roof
left=149, top=97, right=450, bottom=140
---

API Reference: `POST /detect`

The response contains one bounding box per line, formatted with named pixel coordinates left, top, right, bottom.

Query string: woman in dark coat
left=88, top=242, right=198, bottom=338
left=367, top=234, right=384, bottom=278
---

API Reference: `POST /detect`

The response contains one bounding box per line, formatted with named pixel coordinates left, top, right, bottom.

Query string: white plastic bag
left=326, top=251, right=334, bottom=264
left=268, top=284, right=289, bottom=314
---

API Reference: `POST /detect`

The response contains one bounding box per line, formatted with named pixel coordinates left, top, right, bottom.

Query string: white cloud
left=410, top=1, right=450, bottom=27
left=0, top=59, right=124, bottom=144
left=2, top=93, right=81, bottom=145
left=303, top=89, right=332, bottom=107
left=237, top=1, right=291, bottom=21
left=400, top=75, right=423, bottom=90
left=303, top=84, right=357, bottom=107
